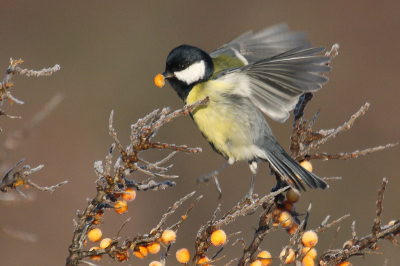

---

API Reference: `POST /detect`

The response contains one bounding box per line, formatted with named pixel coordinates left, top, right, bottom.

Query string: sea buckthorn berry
left=176, top=248, right=190, bottom=264
left=122, top=187, right=136, bottom=202
left=116, top=250, right=129, bottom=261
left=134, top=246, right=148, bottom=259
left=257, top=250, right=272, bottom=266
left=283, top=200, right=295, bottom=212
left=301, top=247, right=317, bottom=260
left=302, top=255, right=315, bottom=266
left=147, top=242, right=161, bottom=254
left=114, top=200, right=128, bottom=214
left=210, top=229, right=227, bottom=246
left=300, top=160, right=313, bottom=172
left=388, top=220, right=396, bottom=226
left=302, top=231, right=318, bottom=247
left=87, top=228, right=102, bottom=242
left=154, top=74, right=165, bottom=88
left=149, top=261, right=163, bottom=266
left=280, top=248, right=295, bottom=264
left=278, top=211, right=293, bottom=228
left=90, top=246, right=102, bottom=261
left=197, top=256, right=210, bottom=266
left=161, top=229, right=176, bottom=244
left=286, top=222, right=299, bottom=235
left=250, top=260, right=262, bottom=266
left=286, top=188, right=300, bottom=203
left=100, top=238, right=112, bottom=249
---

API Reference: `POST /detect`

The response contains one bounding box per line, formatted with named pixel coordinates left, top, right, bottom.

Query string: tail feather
left=262, top=149, right=328, bottom=190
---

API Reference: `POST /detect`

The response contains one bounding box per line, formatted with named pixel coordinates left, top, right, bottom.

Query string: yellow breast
left=186, top=81, right=254, bottom=160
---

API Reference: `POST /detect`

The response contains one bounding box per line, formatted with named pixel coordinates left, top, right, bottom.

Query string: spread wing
left=210, top=23, right=312, bottom=65
left=214, top=46, right=331, bottom=122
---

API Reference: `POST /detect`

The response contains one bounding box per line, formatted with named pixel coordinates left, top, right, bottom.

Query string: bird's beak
left=154, top=70, right=175, bottom=88
left=162, top=70, right=175, bottom=79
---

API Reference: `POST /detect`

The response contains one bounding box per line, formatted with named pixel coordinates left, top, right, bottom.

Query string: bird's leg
left=197, top=161, right=231, bottom=184
left=197, top=159, right=234, bottom=199
left=243, top=160, right=258, bottom=203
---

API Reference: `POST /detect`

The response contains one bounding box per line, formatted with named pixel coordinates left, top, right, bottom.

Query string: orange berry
left=197, top=256, right=210, bottom=266
left=122, top=187, right=136, bottom=202
left=147, top=242, right=161, bottom=254
left=286, top=188, right=300, bottom=203
left=283, top=200, right=295, bottom=212
left=278, top=211, right=293, bottom=228
left=300, top=160, right=313, bottom=172
left=280, top=248, right=295, bottom=264
left=114, top=200, right=128, bottom=214
left=87, top=228, right=102, bottom=242
left=286, top=222, right=299, bottom=235
left=388, top=220, right=396, bottom=226
left=134, top=245, right=148, bottom=259
left=176, top=248, right=190, bottom=264
left=149, top=261, right=163, bottom=266
left=100, top=238, right=112, bottom=249
left=257, top=250, right=272, bottom=266
left=161, top=229, right=176, bottom=244
left=301, top=247, right=317, bottom=260
left=116, top=250, right=129, bottom=261
left=337, top=262, right=352, bottom=266
left=90, top=246, right=102, bottom=261
left=302, top=255, right=315, bottom=266
left=302, top=231, right=318, bottom=247
left=154, top=74, right=165, bottom=88
left=210, top=229, right=227, bottom=246
left=250, top=260, right=262, bottom=266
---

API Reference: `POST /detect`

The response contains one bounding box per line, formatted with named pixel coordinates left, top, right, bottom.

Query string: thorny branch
left=193, top=187, right=290, bottom=265
left=0, top=58, right=60, bottom=126
left=290, top=92, right=396, bottom=172
left=319, top=178, right=400, bottom=266
left=0, top=59, right=64, bottom=196
left=66, top=99, right=208, bottom=266
left=0, top=158, right=67, bottom=196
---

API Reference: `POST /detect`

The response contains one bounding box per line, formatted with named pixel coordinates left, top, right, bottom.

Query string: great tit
left=154, top=24, right=331, bottom=198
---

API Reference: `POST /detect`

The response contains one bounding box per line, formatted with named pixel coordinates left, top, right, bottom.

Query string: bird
left=154, top=24, right=331, bottom=199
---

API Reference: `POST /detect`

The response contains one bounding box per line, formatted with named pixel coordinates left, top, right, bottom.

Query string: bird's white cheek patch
left=174, top=60, right=206, bottom=84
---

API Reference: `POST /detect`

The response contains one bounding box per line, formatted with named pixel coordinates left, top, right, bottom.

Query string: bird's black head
left=162, top=45, right=214, bottom=100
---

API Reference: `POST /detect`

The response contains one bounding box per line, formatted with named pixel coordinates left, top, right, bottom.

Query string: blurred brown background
left=0, top=1, right=399, bottom=266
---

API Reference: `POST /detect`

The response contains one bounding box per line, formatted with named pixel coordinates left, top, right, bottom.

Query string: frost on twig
left=0, top=158, right=67, bottom=196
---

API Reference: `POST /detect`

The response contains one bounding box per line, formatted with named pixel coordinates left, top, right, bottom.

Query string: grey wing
left=210, top=23, right=311, bottom=64
left=215, top=47, right=332, bottom=122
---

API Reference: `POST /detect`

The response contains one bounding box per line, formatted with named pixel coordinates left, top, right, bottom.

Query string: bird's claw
left=197, top=172, right=223, bottom=200
left=197, top=171, right=216, bottom=184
